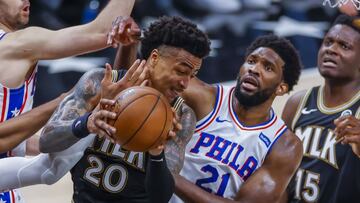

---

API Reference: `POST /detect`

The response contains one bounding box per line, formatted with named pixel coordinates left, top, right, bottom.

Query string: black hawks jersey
left=71, top=70, right=152, bottom=203
left=288, top=86, right=360, bottom=203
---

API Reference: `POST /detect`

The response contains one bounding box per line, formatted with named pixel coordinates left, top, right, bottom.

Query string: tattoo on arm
left=165, top=103, right=196, bottom=174
left=39, top=69, right=105, bottom=153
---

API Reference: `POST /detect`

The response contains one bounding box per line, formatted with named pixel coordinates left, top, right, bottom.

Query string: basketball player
left=0, top=16, right=211, bottom=203
left=282, top=14, right=360, bottom=203
left=168, top=34, right=304, bottom=203
left=0, top=0, right=137, bottom=201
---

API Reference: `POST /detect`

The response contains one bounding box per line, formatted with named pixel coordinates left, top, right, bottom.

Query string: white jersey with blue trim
left=170, top=85, right=287, bottom=202
left=0, top=29, right=36, bottom=203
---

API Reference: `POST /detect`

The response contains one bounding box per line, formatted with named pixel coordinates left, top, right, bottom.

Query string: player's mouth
left=240, top=75, right=259, bottom=92
left=168, top=89, right=182, bottom=101
left=322, top=56, right=338, bottom=68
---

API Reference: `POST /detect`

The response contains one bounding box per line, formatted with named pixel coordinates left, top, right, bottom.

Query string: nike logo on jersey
left=75, top=120, right=82, bottom=128
left=301, top=108, right=317, bottom=115
left=215, top=116, right=231, bottom=123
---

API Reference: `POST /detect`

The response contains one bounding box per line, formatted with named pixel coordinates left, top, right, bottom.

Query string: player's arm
left=144, top=102, right=196, bottom=203
left=4, top=0, right=136, bottom=61
left=146, top=152, right=175, bottom=203
left=39, top=69, right=111, bottom=153
left=174, top=130, right=303, bottom=203
left=0, top=93, right=66, bottom=153
left=165, top=103, right=196, bottom=174
left=113, top=42, right=139, bottom=69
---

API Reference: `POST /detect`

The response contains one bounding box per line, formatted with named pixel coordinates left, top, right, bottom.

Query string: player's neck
left=322, top=79, right=360, bottom=107
left=232, top=96, right=272, bottom=126
left=0, top=22, right=16, bottom=32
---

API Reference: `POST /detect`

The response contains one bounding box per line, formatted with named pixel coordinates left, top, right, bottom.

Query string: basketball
left=108, top=86, right=173, bottom=152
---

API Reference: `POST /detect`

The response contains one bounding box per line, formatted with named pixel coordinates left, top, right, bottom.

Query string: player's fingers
left=95, top=109, right=117, bottom=120
left=140, top=79, right=149, bottom=87
left=99, top=98, right=117, bottom=105
left=123, top=59, right=140, bottom=81
left=342, top=135, right=360, bottom=145
left=118, top=18, right=129, bottom=34
left=108, top=23, right=118, bottom=45
left=102, top=63, right=113, bottom=83
left=96, top=128, right=112, bottom=140
left=94, top=119, right=117, bottom=135
left=129, top=60, right=146, bottom=84
left=134, top=65, right=149, bottom=86
left=168, top=130, right=176, bottom=139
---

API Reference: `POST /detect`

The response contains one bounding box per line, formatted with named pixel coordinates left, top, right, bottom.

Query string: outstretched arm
left=0, top=93, right=66, bottom=153
left=174, top=130, right=303, bottom=203
left=3, top=1, right=136, bottom=61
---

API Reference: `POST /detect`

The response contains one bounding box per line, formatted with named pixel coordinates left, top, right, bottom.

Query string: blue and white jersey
left=0, top=29, right=37, bottom=203
left=171, top=85, right=287, bottom=202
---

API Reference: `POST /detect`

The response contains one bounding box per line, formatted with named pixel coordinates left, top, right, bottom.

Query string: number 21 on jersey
left=195, top=165, right=230, bottom=197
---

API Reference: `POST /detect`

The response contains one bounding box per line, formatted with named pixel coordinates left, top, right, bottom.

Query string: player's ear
left=149, top=49, right=159, bottom=69
left=276, top=82, right=288, bottom=96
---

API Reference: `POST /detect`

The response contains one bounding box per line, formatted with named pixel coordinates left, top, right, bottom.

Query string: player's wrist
left=72, top=112, right=92, bottom=138
left=149, top=151, right=164, bottom=161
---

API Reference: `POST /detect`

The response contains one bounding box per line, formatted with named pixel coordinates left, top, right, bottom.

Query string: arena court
left=21, top=68, right=324, bottom=203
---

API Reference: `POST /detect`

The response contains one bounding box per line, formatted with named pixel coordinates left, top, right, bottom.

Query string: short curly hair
left=332, top=14, right=360, bottom=34
left=245, top=35, right=302, bottom=92
left=141, top=16, right=211, bottom=59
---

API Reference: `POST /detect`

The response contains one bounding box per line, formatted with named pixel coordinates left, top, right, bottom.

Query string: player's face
left=0, top=0, right=30, bottom=30
left=234, top=47, right=286, bottom=107
left=318, top=24, right=360, bottom=81
left=148, top=47, right=202, bottom=102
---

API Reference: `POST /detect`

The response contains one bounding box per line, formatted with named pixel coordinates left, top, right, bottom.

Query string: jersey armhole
left=291, top=88, right=313, bottom=130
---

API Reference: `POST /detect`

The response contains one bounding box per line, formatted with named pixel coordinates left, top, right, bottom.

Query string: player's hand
left=100, top=60, right=148, bottom=100
left=339, top=1, right=359, bottom=16
left=87, top=98, right=118, bottom=142
left=334, top=115, right=360, bottom=157
left=107, top=16, right=141, bottom=48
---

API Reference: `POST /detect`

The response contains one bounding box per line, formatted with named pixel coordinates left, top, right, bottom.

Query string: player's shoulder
left=285, top=90, right=308, bottom=109
left=267, top=129, right=303, bottom=170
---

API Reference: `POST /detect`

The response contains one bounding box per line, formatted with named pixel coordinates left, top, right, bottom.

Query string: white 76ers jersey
left=171, top=85, right=287, bottom=202
left=0, top=30, right=37, bottom=203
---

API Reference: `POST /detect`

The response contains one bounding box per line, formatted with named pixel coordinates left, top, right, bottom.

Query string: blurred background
left=30, top=0, right=352, bottom=107
left=20, top=0, right=356, bottom=202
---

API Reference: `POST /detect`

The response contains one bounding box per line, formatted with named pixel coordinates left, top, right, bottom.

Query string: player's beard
left=234, top=78, right=276, bottom=107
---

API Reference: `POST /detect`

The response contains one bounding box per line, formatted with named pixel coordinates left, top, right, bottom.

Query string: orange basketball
left=108, top=86, right=173, bottom=152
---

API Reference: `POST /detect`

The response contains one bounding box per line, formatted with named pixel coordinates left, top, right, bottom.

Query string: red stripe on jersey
left=1, top=87, right=8, bottom=122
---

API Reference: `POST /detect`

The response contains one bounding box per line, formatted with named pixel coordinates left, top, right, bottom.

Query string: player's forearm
left=113, top=43, right=139, bottom=69
left=89, top=0, right=135, bottom=34
left=39, top=120, right=81, bottom=153
left=165, top=103, right=196, bottom=174
left=146, top=152, right=175, bottom=203
left=174, top=174, right=235, bottom=203
left=40, top=70, right=103, bottom=153
left=0, top=94, right=64, bottom=153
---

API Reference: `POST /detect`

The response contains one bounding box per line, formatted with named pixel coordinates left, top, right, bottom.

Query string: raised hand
left=107, top=16, right=141, bottom=48
left=335, top=115, right=360, bottom=157
left=100, top=59, right=148, bottom=99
